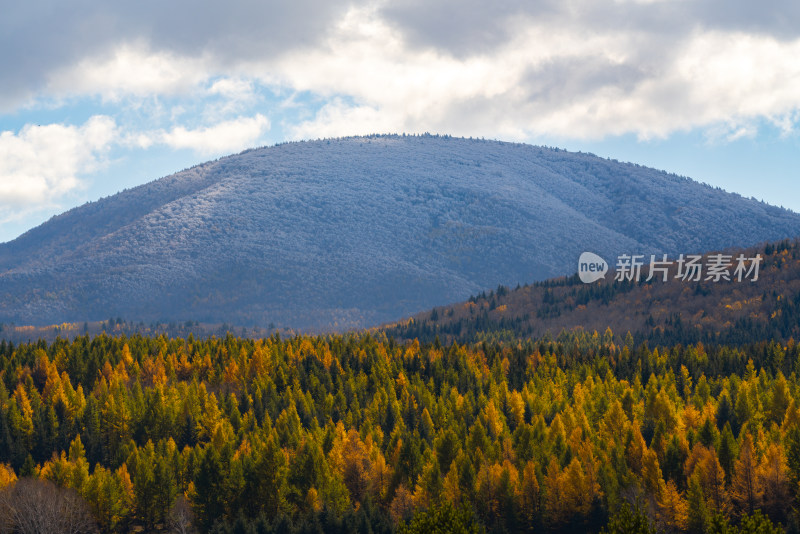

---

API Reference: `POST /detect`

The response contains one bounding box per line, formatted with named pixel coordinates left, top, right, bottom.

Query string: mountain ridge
left=2, top=134, right=800, bottom=329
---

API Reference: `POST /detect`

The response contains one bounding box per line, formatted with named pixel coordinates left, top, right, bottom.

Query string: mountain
left=2, top=134, right=800, bottom=330
left=383, top=239, right=800, bottom=346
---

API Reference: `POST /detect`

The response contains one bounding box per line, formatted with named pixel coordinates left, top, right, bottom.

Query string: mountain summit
left=2, top=134, right=799, bottom=329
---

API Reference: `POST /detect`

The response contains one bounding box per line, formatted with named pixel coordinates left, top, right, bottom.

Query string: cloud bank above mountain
left=4, top=0, right=799, bottom=138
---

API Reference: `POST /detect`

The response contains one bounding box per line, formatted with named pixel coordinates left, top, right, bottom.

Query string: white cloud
left=159, top=114, right=270, bottom=155
left=46, top=45, right=211, bottom=101
left=263, top=7, right=800, bottom=142
left=0, top=116, right=117, bottom=212
left=673, top=31, right=800, bottom=121
left=6, top=3, right=800, bottom=144
left=288, top=99, right=403, bottom=140
left=703, top=121, right=759, bottom=144
left=203, top=77, right=260, bottom=120
left=208, top=78, right=255, bottom=102
left=271, top=6, right=527, bottom=137
left=769, top=111, right=800, bottom=137
left=0, top=0, right=351, bottom=111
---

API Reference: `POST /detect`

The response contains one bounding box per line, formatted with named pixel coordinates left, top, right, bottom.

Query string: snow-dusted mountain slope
left=1, top=134, right=799, bottom=329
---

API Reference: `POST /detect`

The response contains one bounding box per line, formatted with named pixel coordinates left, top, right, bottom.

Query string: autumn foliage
left=0, top=331, right=797, bottom=532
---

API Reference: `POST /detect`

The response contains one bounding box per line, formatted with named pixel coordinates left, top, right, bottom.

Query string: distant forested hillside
left=0, top=332, right=798, bottom=532
left=384, top=238, right=800, bottom=347
left=2, top=134, right=799, bottom=330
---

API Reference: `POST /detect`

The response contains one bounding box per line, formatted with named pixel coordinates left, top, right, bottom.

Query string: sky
left=1, top=1, right=799, bottom=243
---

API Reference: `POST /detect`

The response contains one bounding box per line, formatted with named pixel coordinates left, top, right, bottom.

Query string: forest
left=385, top=240, right=800, bottom=348
left=0, top=330, right=798, bottom=532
